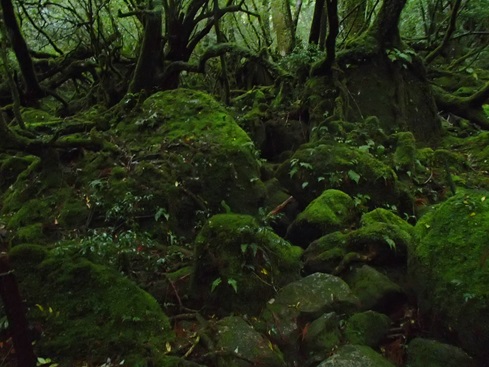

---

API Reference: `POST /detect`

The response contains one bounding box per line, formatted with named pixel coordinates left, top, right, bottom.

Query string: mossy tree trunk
left=0, top=0, right=43, bottom=105
left=341, top=0, right=367, bottom=39
left=368, top=0, right=406, bottom=49
left=309, top=0, right=441, bottom=142
left=271, top=0, right=295, bottom=56
left=128, top=0, right=163, bottom=93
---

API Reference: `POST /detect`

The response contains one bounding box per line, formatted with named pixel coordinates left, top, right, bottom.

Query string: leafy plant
left=211, top=277, right=238, bottom=293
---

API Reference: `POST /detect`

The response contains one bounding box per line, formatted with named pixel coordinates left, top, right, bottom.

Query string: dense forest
left=0, top=0, right=488, bottom=366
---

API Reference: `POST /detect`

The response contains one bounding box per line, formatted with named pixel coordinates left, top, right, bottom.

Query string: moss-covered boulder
left=344, top=265, right=405, bottom=312
left=115, top=89, right=266, bottom=229
left=303, top=210, right=413, bottom=274
left=344, top=311, right=391, bottom=347
left=301, top=312, right=342, bottom=361
left=411, top=190, right=489, bottom=362
left=406, top=338, right=476, bottom=367
left=261, top=273, right=359, bottom=354
left=192, top=214, right=302, bottom=315
left=286, top=189, right=357, bottom=247
left=9, top=244, right=173, bottom=365
left=317, top=344, right=395, bottom=367
left=276, top=142, right=398, bottom=208
left=214, top=316, right=286, bottom=367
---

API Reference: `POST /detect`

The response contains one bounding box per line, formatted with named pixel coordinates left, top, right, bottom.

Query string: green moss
left=298, top=190, right=355, bottom=225
left=412, top=190, right=489, bottom=360
left=393, top=132, right=416, bottom=172
left=192, top=214, right=302, bottom=314
left=112, top=89, right=267, bottom=223
left=361, top=208, right=414, bottom=237
left=10, top=245, right=174, bottom=364
left=16, top=223, right=44, bottom=243
left=0, top=154, right=38, bottom=192
left=407, top=338, right=476, bottom=367
left=287, top=190, right=356, bottom=247
left=21, top=108, right=62, bottom=129
left=58, top=198, right=90, bottom=227
left=276, top=142, right=398, bottom=208
left=345, top=311, right=391, bottom=346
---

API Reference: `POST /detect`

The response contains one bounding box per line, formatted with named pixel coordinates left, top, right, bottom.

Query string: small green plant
left=211, top=277, right=238, bottom=293
left=288, top=158, right=313, bottom=178
left=383, top=235, right=397, bottom=251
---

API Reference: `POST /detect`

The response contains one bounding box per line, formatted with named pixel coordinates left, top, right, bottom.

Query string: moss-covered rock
left=9, top=244, right=174, bottom=365
left=344, top=265, right=405, bottom=312
left=192, top=214, right=302, bottom=315
left=344, top=311, right=391, bottom=347
left=301, top=312, right=342, bottom=361
left=276, top=142, right=398, bottom=209
left=317, top=344, right=395, bottom=367
left=113, top=89, right=267, bottom=233
left=411, top=190, right=489, bottom=362
left=286, top=189, right=357, bottom=247
left=214, top=316, right=286, bottom=367
left=406, top=338, right=476, bottom=367
left=303, top=212, right=413, bottom=274
left=261, top=273, right=359, bottom=358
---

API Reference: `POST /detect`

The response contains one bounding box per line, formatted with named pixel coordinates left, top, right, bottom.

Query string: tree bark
left=128, top=0, right=163, bottom=93
left=271, top=0, right=295, bottom=55
left=369, top=0, right=407, bottom=48
left=0, top=252, right=37, bottom=367
left=309, top=0, right=325, bottom=45
left=425, top=0, right=462, bottom=64
left=0, top=0, right=43, bottom=104
left=433, top=82, right=489, bottom=130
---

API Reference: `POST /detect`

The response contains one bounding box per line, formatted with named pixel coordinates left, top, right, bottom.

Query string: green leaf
left=383, top=235, right=396, bottom=250
left=348, top=170, right=361, bottom=184
left=240, top=244, right=248, bottom=253
left=302, top=181, right=309, bottom=189
left=211, top=278, right=222, bottom=292
left=227, top=278, right=238, bottom=293
left=299, top=162, right=313, bottom=170
left=155, top=207, right=169, bottom=222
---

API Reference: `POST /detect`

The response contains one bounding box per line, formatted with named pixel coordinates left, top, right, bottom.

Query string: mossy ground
left=9, top=244, right=173, bottom=365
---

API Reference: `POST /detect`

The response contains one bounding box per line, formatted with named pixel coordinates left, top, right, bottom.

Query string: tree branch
left=425, top=0, right=462, bottom=64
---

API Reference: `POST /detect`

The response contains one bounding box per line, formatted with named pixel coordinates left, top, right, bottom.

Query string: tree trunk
left=271, top=0, right=295, bottom=55
left=0, top=0, right=43, bottom=104
left=309, top=0, right=325, bottom=45
left=342, top=0, right=367, bottom=39
left=128, top=0, right=163, bottom=93
left=0, top=252, right=37, bottom=367
left=369, top=0, right=407, bottom=48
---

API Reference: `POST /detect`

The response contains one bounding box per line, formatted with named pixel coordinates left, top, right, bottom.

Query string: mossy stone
left=276, top=142, right=398, bottom=209
left=9, top=245, right=174, bottom=364
left=411, top=190, right=489, bottom=362
left=302, top=312, right=341, bottom=359
left=214, top=316, right=285, bottom=367
left=344, top=265, right=405, bottom=312
left=345, top=311, right=391, bottom=347
left=317, top=344, right=395, bottom=367
left=286, top=189, right=356, bottom=247
left=192, top=213, right=302, bottom=315
left=407, top=338, right=476, bottom=367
